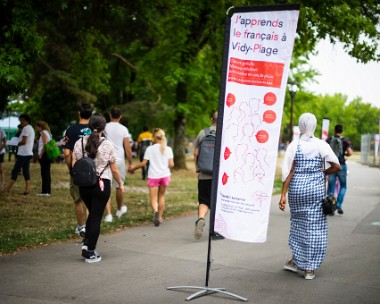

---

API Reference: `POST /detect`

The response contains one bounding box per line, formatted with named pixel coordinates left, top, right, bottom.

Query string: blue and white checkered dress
left=288, top=144, right=327, bottom=271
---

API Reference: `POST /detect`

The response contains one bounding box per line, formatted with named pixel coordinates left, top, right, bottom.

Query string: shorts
left=0, top=153, right=4, bottom=163
left=147, top=176, right=171, bottom=187
left=112, top=159, right=126, bottom=188
left=198, top=179, right=212, bottom=208
left=69, top=175, right=82, bottom=204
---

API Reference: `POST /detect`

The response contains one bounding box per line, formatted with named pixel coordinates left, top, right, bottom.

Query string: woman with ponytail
left=130, top=128, right=174, bottom=226
left=72, top=114, right=124, bottom=263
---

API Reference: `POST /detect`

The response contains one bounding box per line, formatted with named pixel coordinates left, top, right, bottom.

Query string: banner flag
left=211, top=5, right=300, bottom=243
left=322, top=119, right=330, bottom=141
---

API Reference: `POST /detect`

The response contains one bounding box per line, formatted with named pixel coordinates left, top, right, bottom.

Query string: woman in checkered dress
left=279, top=113, right=340, bottom=280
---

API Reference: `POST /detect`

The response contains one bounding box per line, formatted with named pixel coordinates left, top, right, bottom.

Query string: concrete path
left=1, top=161, right=379, bottom=304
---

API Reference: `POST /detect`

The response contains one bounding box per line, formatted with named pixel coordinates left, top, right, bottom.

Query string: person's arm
left=65, top=149, right=73, bottom=170
left=123, top=136, right=133, bottom=171
left=168, top=158, right=174, bottom=169
left=345, top=147, right=353, bottom=157
left=324, top=162, right=340, bottom=175
left=193, top=147, right=199, bottom=172
left=130, top=159, right=148, bottom=172
left=279, top=161, right=295, bottom=211
left=18, top=135, right=27, bottom=146
left=110, top=161, right=125, bottom=192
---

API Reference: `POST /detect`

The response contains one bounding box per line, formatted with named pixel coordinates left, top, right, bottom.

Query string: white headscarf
left=281, top=113, right=339, bottom=181
left=298, top=113, right=317, bottom=137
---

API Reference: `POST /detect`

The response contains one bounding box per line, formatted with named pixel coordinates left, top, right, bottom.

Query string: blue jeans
left=327, top=164, right=347, bottom=209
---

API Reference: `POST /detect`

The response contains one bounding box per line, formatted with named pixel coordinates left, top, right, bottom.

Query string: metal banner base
left=166, top=285, right=248, bottom=302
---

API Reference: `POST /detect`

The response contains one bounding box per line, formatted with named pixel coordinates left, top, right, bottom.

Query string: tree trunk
left=173, top=82, right=187, bottom=170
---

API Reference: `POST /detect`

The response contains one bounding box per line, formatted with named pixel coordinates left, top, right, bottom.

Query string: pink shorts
left=147, top=176, right=171, bottom=187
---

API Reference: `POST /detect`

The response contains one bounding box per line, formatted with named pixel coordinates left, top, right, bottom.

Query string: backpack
left=45, top=138, right=61, bottom=160
left=72, top=138, right=107, bottom=187
left=197, top=128, right=216, bottom=175
left=330, top=136, right=344, bottom=163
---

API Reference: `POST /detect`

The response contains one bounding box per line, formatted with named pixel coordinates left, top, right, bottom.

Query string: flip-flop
left=22, top=192, right=29, bottom=195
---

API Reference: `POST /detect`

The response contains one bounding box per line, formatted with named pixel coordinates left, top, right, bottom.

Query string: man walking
left=103, top=107, right=133, bottom=222
left=327, top=124, right=353, bottom=214
left=61, top=104, right=93, bottom=237
left=193, top=112, right=224, bottom=240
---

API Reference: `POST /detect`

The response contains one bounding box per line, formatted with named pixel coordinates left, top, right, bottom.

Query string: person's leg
left=149, top=186, right=159, bottom=213
left=116, top=187, right=124, bottom=210
left=104, top=198, right=113, bottom=222
left=157, top=185, right=167, bottom=222
left=336, top=165, right=348, bottom=211
left=39, top=154, right=51, bottom=194
left=21, top=156, right=32, bottom=194
left=4, top=156, right=24, bottom=192
left=194, top=179, right=211, bottom=240
left=81, top=180, right=110, bottom=252
left=327, top=173, right=337, bottom=195
left=70, top=177, right=86, bottom=231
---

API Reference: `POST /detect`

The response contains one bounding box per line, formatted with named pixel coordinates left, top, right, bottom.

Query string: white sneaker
left=304, top=271, right=315, bottom=280
left=75, top=225, right=86, bottom=237
left=104, top=214, right=113, bottom=223
left=36, top=193, right=51, bottom=197
left=116, top=205, right=127, bottom=218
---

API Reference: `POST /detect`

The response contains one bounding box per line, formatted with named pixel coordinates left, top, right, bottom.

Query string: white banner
left=214, top=5, right=300, bottom=243
left=321, top=119, right=330, bottom=141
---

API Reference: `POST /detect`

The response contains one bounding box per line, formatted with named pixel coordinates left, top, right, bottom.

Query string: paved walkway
left=1, top=161, right=379, bottom=304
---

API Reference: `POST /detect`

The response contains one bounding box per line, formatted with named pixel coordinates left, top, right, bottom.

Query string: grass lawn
left=0, top=154, right=285, bottom=255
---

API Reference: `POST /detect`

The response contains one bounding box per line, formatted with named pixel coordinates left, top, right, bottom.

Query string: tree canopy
left=1, top=0, right=380, bottom=166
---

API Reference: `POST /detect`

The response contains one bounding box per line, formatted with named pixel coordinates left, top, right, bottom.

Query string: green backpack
left=45, top=139, right=61, bottom=160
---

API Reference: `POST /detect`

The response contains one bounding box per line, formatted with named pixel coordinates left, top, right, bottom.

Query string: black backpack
left=197, top=128, right=216, bottom=175
left=72, top=138, right=107, bottom=187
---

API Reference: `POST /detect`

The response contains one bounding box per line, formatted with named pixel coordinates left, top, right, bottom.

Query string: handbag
left=322, top=158, right=337, bottom=215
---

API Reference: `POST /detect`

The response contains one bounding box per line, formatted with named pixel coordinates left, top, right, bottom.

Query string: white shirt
left=38, top=130, right=51, bottom=155
left=282, top=135, right=339, bottom=181
left=144, top=144, right=173, bottom=179
left=17, top=124, right=35, bottom=156
left=105, top=122, right=130, bottom=161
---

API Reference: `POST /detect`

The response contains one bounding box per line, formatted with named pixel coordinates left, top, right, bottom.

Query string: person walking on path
left=4, top=114, right=35, bottom=194
left=0, top=127, right=6, bottom=191
left=61, top=104, right=93, bottom=237
left=326, top=124, right=353, bottom=215
left=130, top=128, right=174, bottom=226
left=137, top=126, right=153, bottom=180
left=103, top=107, right=133, bottom=223
left=279, top=113, right=340, bottom=280
left=72, top=114, right=125, bottom=263
left=35, top=121, right=52, bottom=196
left=193, top=112, right=224, bottom=240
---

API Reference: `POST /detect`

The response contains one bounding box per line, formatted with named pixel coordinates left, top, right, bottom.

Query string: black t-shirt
left=61, top=123, right=91, bottom=151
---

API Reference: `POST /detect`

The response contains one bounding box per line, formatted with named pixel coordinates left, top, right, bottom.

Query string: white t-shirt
left=17, top=124, right=35, bottom=156
left=38, top=130, right=51, bottom=155
left=0, top=128, right=6, bottom=154
left=105, top=122, right=130, bottom=161
left=144, top=144, right=173, bottom=179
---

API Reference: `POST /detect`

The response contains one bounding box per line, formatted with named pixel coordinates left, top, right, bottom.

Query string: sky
left=305, top=39, right=380, bottom=109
